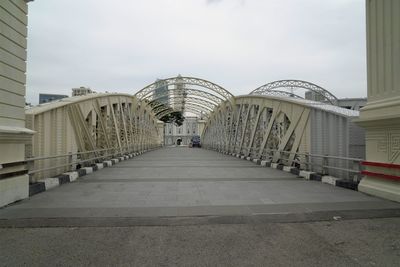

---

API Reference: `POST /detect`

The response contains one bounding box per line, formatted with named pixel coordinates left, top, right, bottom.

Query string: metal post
left=305, top=153, right=310, bottom=171
left=322, top=155, right=328, bottom=175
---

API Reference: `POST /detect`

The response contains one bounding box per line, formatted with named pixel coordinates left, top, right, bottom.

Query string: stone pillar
left=157, top=121, right=164, bottom=146
left=0, top=0, right=34, bottom=207
left=198, top=120, right=206, bottom=137
left=356, top=0, right=400, bottom=201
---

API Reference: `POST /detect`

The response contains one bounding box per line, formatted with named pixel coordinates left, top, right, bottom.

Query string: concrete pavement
left=1, top=218, right=400, bottom=266
left=1, top=147, right=399, bottom=222
left=1, top=147, right=400, bottom=266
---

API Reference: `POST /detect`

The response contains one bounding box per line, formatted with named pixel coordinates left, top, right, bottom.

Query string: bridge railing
left=255, top=147, right=363, bottom=181
left=210, top=145, right=364, bottom=182
left=26, top=144, right=161, bottom=183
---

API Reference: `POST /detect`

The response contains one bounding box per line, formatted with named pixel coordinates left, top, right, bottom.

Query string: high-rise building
left=72, top=86, right=94, bottom=96
left=153, top=79, right=169, bottom=107
left=305, top=90, right=367, bottom=111
left=39, top=93, right=68, bottom=104
left=305, top=90, right=328, bottom=102
left=337, top=98, right=367, bottom=111
left=172, top=74, right=186, bottom=112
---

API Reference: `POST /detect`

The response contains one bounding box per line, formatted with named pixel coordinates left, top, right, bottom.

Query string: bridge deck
left=1, top=147, right=399, bottom=225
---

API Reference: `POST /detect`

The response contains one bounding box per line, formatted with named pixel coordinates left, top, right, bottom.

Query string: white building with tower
left=164, top=116, right=204, bottom=146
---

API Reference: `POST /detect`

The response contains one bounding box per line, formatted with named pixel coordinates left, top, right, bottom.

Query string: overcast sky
left=26, top=0, right=367, bottom=104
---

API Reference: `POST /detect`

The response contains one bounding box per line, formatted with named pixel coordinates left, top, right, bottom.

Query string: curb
left=28, top=150, right=151, bottom=197
left=215, top=149, right=360, bottom=192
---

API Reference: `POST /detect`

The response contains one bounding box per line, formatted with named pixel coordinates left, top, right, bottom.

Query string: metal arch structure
left=157, top=107, right=209, bottom=120
left=152, top=97, right=216, bottom=114
left=147, top=88, right=224, bottom=106
left=154, top=104, right=212, bottom=122
left=255, top=90, right=305, bottom=99
left=135, top=76, right=235, bottom=119
left=201, top=94, right=363, bottom=177
left=250, top=80, right=339, bottom=105
left=25, top=93, right=162, bottom=181
left=202, top=95, right=310, bottom=165
left=135, top=76, right=234, bottom=101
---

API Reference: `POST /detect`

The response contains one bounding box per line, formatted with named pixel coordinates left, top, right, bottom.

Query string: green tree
left=160, top=111, right=185, bottom=126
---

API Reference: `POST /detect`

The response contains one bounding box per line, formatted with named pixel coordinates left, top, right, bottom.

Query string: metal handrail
left=28, top=153, right=119, bottom=175
left=213, top=145, right=364, bottom=181
left=27, top=144, right=161, bottom=179
left=26, top=145, right=135, bottom=162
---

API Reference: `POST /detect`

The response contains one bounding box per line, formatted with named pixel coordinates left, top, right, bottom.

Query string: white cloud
left=26, top=0, right=366, bottom=104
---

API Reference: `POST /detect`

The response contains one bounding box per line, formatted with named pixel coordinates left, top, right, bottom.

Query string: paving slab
left=0, top=147, right=399, bottom=223
left=1, top=218, right=400, bottom=266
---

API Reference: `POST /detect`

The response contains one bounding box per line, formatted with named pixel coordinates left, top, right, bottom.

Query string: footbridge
left=1, top=75, right=398, bottom=212
left=1, top=1, right=399, bottom=264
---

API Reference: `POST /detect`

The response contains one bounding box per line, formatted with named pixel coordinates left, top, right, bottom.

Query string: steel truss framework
left=250, top=80, right=339, bottom=105
left=25, top=94, right=161, bottom=180
left=135, top=76, right=234, bottom=118
left=202, top=95, right=312, bottom=167
left=157, top=107, right=208, bottom=120
left=152, top=97, right=216, bottom=113
left=148, top=88, right=223, bottom=106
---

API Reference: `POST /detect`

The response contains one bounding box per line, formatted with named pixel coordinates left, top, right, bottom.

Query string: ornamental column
left=356, top=0, right=400, bottom=201
left=0, top=0, right=35, bottom=207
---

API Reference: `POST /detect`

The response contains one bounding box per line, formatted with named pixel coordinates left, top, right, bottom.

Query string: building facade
left=0, top=0, right=34, bottom=207
left=356, top=0, right=400, bottom=202
left=153, top=79, right=169, bottom=106
left=164, top=116, right=200, bottom=145
left=72, top=86, right=94, bottom=96
left=337, top=98, right=367, bottom=111
left=306, top=91, right=367, bottom=111
left=171, top=74, right=186, bottom=112
left=305, top=90, right=327, bottom=102
left=39, top=93, right=68, bottom=104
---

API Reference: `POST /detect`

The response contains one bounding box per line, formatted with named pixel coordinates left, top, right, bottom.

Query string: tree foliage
left=160, top=111, right=185, bottom=126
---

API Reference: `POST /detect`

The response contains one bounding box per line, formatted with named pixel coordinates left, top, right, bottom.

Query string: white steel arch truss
left=147, top=88, right=224, bottom=106
left=250, top=79, right=339, bottom=105
left=152, top=97, right=217, bottom=114
left=135, top=76, right=234, bottom=100
left=157, top=107, right=209, bottom=119
left=202, top=95, right=311, bottom=167
left=135, top=76, right=234, bottom=119
left=25, top=94, right=161, bottom=181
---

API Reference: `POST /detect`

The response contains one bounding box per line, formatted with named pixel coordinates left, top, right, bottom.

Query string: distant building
left=39, top=93, right=68, bottom=104
left=72, top=86, right=94, bottom=96
left=337, top=98, right=367, bottom=111
left=172, top=74, right=186, bottom=112
left=164, top=116, right=200, bottom=146
left=153, top=79, right=169, bottom=106
left=305, top=90, right=326, bottom=102
left=305, top=90, right=367, bottom=110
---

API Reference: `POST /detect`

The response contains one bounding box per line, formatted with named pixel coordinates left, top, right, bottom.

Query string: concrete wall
left=0, top=0, right=28, bottom=128
left=356, top=0, right=400, bottom=201
left=0, top=0, right=33, bottom=207
left=310, top=109, right=364, bottom=178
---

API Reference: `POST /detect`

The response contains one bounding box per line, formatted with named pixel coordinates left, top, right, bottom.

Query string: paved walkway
left=1, top=147, right=399, bottom=225
left=2, top=147, right=400, bottom=266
